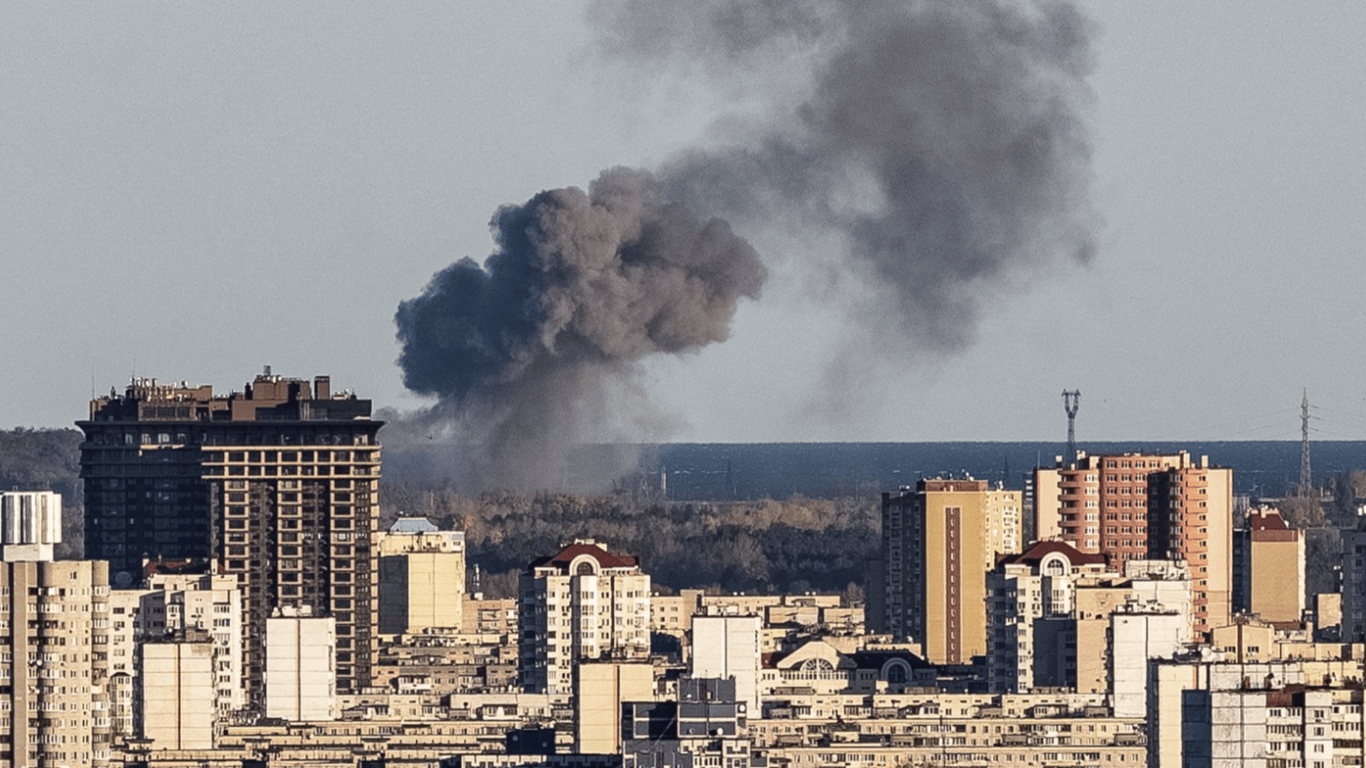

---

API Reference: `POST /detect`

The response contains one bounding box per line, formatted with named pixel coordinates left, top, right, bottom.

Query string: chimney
left=314, top=376, right=331, bottom=399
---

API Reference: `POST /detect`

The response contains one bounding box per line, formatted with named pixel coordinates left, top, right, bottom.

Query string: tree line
left=381, top=483, right=877, bottom=599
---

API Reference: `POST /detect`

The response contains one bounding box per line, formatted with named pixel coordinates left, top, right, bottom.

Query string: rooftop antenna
left=1299, top=389, right=1312, bottom=498
left=1062, top=390, right=1081, bottom=463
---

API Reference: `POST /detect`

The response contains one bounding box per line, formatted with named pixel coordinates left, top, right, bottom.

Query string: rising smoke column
left=591, top=0, right=1098, bottom=350
left=395, top=167, right=765, bottom=489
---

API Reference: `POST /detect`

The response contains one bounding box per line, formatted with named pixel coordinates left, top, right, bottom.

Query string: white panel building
left=139, top=641, right=215, bottom=749
left=691, top=615, right=760, bottom=713
left=265, top=611, right=337, bottom=721
left=0, top=490, right=61, bottom=561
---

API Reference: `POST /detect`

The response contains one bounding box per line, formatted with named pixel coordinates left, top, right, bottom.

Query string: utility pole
left=1062, top=390, right=1081, bottom=464
left=1299, top=389, right=1312, bottom=498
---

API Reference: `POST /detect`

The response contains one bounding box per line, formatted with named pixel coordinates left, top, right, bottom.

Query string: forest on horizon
left=3, top=428, right=1363, bottom=600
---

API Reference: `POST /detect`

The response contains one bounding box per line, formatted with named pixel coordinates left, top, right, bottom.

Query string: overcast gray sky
left=2, top=2, right=1363, bottom=443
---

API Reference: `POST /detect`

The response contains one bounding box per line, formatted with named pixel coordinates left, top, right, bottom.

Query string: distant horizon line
left=1, top=425, right=1349, bottom=445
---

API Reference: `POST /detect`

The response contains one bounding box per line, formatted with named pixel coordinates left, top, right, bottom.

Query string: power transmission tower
left=1299, top=389, right=1312, bottom=498
left=1062, top=390, right=1081, bottom=464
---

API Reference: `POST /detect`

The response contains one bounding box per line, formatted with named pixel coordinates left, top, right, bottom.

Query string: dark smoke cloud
left=394, top=167, right=764, bottom=490
left=395, top=1, right=1098, bottom=487
left=592, top=0, right=1098, bottom=350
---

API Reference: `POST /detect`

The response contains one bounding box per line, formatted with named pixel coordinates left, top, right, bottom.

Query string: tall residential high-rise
left=877, top=478, right=1022, bottom=664
left=519, top=539, right=651, bottom=695
left=0, top=491, right=113, bottom=767
left=77, top=371, right=382, bottom=700
left=1030, top=451, right=1233, bottom=636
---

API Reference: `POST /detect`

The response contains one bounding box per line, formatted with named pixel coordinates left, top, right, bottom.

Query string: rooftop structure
left=77, top=370, right=382, bottom=701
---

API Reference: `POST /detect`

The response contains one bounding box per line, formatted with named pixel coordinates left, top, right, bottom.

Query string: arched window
left=801, top=658, right=834, bottom=673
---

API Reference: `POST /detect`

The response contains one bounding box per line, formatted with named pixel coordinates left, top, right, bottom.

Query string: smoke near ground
left=592, top=0, right=1098, bottom=350
left=394, top=168, right=764, bottom=490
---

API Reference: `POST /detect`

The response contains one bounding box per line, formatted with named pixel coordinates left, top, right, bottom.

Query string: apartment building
left=377, top=518, right=466, bottom=635
left=518, top=540, right=650, bottom=695
left=108, top=567, right=244, bottom=737
left=1151, top=656, right=1366, bottom=768
left=1233, top=506, right=1306, bottom=623
left=877, top=478, right=1022, bottom=663
left=0, top=492, right=112, bottom=767
left=77, top=371, right=382, bottom=698
left=1030, top=451, right=1233, bottom=636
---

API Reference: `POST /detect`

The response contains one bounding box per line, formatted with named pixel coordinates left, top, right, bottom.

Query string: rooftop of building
left=1247, top=506, right=1290, bottom=531
left=81, top=367, right=374, bottom=424
left=528, top=539, right=640, bottom=573
left=389, top=517, right=440, bottom=534
left=996, top=540, right=1108, bottom=569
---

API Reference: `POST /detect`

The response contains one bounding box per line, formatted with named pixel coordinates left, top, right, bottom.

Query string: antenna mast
left=1062, top=390, right=1081, bottom=463
left=1299, top=389, right=1312, bottom=498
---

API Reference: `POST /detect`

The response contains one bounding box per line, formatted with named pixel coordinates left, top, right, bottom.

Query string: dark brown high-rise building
left=77, top=370, right=383, bottom=702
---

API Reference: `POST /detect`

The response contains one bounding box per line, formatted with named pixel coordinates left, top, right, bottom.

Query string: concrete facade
left=0, top=491, right=61, bottom=562
left=78, top=371, right=382, bottom=698
left=518, top=540, right=650, bottom=696
left=575, top=662, right=653, bottom=754
left=0, top=558, right=112, bottom=767
left=139, top=640, right=215, bottom=749
left=878, top=478, right=1023, bottom=664
left=265, top=613, right=338, bottom=722
left=377, top=519, right=466, bottom=635
left=691, top=615, right=761, bottom=712
left=1151, top=657, right=1366, bottom=768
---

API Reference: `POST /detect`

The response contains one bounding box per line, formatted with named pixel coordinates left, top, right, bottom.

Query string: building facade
left=1233, top=506, right=1306, bottom=624
left=986, top=541, right=1112, bottom=693
left=518, top=540, right=650, bottom=695
left=878, top=478, right=1022, bottom=664
left=377, top=518, right=466, bottom=635
left=0, top=558, right=112, bottom=766
left=0, top=491, right=62, bottom=562
left=77, top=371, right=383, bottom=699
left=1030, top=451, right=1233, bottom=636
left=265, top=612, right=338, bottom=722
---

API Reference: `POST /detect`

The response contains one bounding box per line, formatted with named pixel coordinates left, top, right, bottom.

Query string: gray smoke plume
left=395, top=167, right=765, bottom=490
left=592, top=0, right=1098, bottom=350
left=395, top=1, right=1097, bottom=487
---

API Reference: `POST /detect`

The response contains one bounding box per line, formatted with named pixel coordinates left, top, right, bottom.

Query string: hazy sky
left=2, top=2, right=1363, bottom=443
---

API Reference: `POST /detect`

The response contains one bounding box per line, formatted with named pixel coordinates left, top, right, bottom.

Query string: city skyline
left=2, top=3, right=1364, bottom=444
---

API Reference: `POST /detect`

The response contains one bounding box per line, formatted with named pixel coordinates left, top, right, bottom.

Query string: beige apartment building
left=0, top=558, right=113, bottom=767
left=109, top=569, right=244, bottom=742
left=877, top=478, right=1022, bottom=664
left=518, top=540, right=651, bottom=695
left=377, top=518, right=466, bottom=635
left=1236, top=506, right=1306, bottom=624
